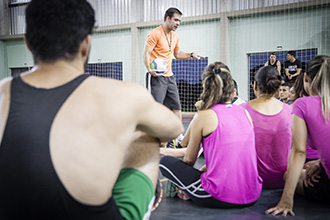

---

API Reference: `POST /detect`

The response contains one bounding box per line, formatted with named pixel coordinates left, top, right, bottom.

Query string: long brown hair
left=293, top=73, right=308, bottom=101
left=199, top=62, right=234, bottom=110
left=307, top=55, right=330, bottom=122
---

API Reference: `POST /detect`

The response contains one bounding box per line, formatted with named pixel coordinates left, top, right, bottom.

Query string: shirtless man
left=0, top=1, right=183, bottom=219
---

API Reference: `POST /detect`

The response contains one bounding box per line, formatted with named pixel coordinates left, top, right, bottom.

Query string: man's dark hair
left=281, top=82, right=292, bottom=88
left=287, top=50, right=296, bottom=57
left=270, top=52, right=276, bottom=56
left=25, top=0, right=95, bottom=63
left=164, top=7, right=182, bottom=21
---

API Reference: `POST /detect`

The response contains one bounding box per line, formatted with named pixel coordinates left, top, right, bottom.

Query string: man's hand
left=191, top=52, right=204, bottom=60
left=148, top=69, right=163, bottom=77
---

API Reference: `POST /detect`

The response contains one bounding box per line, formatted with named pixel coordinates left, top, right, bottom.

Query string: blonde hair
left=307, top=55, right=330, bottom=122
left=199, top=62, right=234, bottom=110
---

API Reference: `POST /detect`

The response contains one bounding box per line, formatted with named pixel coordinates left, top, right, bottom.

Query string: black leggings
left=159, top=156, right=255, bottom=208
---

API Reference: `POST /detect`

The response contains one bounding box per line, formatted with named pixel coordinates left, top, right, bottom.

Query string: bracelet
left=190, top=52, right=194, bottom=58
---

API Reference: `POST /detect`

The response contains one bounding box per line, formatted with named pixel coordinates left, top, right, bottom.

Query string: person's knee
left=159, top=155, right=177, bottom=167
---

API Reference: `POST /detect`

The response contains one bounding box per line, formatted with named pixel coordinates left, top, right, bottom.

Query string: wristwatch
left=190, top=52, right=194, bottom=58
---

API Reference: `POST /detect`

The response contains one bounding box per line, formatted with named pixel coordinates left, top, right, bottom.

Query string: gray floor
left=150, top=115, right=330, bottom=220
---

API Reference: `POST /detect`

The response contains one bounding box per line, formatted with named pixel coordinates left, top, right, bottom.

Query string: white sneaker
left=175, top=133, right=184, bottom=143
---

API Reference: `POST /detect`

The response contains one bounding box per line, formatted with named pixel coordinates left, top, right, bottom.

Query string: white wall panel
left=143, top=0, right=222, bottom=21
left=228, top=0, right=310, bottom=11
left=4, top=0, right=320, bottom=34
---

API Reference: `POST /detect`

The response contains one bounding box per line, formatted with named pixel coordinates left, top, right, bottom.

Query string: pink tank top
left=201, top=104, right=262, bottom=204
left=241, top=102, right=292, bottom=188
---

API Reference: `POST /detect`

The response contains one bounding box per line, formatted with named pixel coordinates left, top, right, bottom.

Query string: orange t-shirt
left=146, top=25, right=180, bottom=76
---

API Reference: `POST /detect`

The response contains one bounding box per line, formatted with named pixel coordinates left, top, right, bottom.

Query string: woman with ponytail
left=159, top=62, right=262, bottom=208
left=241, top=66, right=292, bottom=189
left=267, top=55, right=330, bottom=216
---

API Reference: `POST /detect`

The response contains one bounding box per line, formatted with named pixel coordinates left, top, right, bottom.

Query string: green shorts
left=113, top=168, right=155, bottom=220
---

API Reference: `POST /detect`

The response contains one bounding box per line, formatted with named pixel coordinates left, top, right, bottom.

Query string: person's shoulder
left=0, top=77, right=13, bottom=93
left=86, top=76, right=149, bottom=99
left=0, top=76, right=13, bottom=85
left=196, top=107, right=217, bottom=124
left=293, top=96, right=311, bottom=109
left=150, top=25, right=162, bottom=34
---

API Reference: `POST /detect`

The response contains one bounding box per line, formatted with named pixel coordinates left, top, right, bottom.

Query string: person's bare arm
left=143, top=45, right=159, bottom=77
left=134, top=83, right=183, bottom=142
left=277, top=61, right=282, bottom=74
left=0, top=78, right=12, bottom=142
left=160, top=148, right=187, bottom=158
left=183, top=112, right=205, bottom=166
left=173, top=50, right=204, bottom=60
left=292, top=68, right=301, bottom=77
left=266, top=114, right=307, bottom=217
left=285, top=68, right=290, bottom=78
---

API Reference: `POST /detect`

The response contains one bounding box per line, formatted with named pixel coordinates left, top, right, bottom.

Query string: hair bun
left=265, top=75, right=281, bottom=93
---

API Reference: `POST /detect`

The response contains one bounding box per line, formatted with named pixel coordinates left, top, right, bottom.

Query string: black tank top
left=267, top=60, right=278, bottom=69
left=0, top=75, right=123, bottom=220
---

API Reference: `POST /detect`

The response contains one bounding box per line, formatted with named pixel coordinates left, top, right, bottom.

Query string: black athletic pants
left=159, top=156, right=255, bottom=208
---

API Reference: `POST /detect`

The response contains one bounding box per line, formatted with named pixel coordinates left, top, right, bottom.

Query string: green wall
left=6, top=40, right=33, bottom=68
left=0, top=40, right=7, bottom=79
left=230, top=6, right=330, bottom=100
left=90, top=29, right=132, bottom=81
left=0, top=39, right=33, bottom=78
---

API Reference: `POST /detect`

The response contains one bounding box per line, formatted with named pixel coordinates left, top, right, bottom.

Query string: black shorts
left=303, top=163, right=330, bottom=203
left=146, top=73, right=181, bottom=110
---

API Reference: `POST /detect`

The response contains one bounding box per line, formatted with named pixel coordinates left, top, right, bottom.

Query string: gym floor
left=150, top=115, right=330, bottom=220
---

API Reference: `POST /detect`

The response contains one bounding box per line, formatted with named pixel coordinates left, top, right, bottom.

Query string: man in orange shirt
left=143, top=7, right=203, bottom=122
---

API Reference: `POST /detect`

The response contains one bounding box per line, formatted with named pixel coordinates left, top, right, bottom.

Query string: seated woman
left=291, top=74, right=319, bottom=162
left=160, top=78, right=245, bottom=158
left=241, top=66, right=292, bottom=189
left=159, top=62, right=262, bottom=208
left=267, top=55, right=330, bottom=216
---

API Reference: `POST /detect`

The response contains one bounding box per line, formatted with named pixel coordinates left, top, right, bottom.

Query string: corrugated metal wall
left=7, top=0, right=312, bottom=35
left=89, top=0, right=131, bottom=27
left=228, top=0, right=311, bottom=11
left=8, top=0, right=30, bottom=35
left=143, top=0, right=221, bottom=22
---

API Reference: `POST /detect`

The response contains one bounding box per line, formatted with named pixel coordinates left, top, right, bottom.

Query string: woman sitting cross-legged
left=159, top=62, right=262, bottom=208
